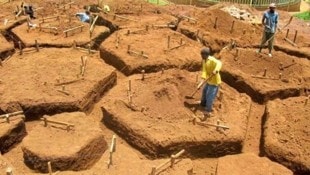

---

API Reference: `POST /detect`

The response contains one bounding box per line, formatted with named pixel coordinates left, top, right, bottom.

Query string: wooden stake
left=73, top=40, right=77, bottom=48
left=263, top=68, right=267, bottom=77
left=43, top=117, right=47, bottom=127
left=63, top=25, right=84, bottom=37
left=0, top=111, right=24, bottom=118
left=216, top=120, right=220, bottom=131
left=18, top=41, right=23, bottom=55
left=214, top=17, right=218, bottom=29
left=284, top=38, right=297, bottom=47
left=127, top=45, right=131, bottom=53
left=128, top=79, right=131, bottom=92
left=141, top=70, right=145, bottom=80
left=167, top=36, right=170, bottom=49
left=48, top=161, right=52, bottom=175
left=286, top=29, right=290, bottom=38
left=111, top=135, right=116, bottom=152
left=150, top=166, right=156, bottom=175
left=293, top=30, right=298, bottom=43
left=6, top=167, right=13, bottom=175
left=305, top=96, right=309, bottom=106
left=40, top=117, right=74, bottom=130
left=151, top=149, right=185, bottom=174
left=5, top=114, right=10, bottom=123
left=129, top=94, right=132, bottom=104
left=279, top=62, right=283, bottom=70
left=279, top=73, right=282, bottom=79
left=230, top=20, right=235, bottom=33
left=88, top=44, right=91, bottom=54
left=35, top=40, right=39, bottom=52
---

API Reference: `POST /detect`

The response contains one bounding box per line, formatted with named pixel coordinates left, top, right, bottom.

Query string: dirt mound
left=219, top=47, right=310, bottom=103
left=0, top=115, right=26, bottom=154
left=102, top=69, right=251, bottom=158
left=21, top=112, right=107, bottom=172
left=100, top=28, right=202, bottom=75
left=12, top=19, right=110, bottom=48
left=178, top=6, right=262, bottom=52
left=0, top=48, right=116, bottom=118
left=264, top=97, right=310, bottom=174
left=217, top=153, right=293, bottom=175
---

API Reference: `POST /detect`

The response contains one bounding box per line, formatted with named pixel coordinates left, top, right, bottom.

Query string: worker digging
left=197, top=47, right=222, bottom=121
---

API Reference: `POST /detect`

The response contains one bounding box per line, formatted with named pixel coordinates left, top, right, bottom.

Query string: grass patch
left=293, top=11, right=310, bottom=20
left=147, top=0, right=170, bottom=6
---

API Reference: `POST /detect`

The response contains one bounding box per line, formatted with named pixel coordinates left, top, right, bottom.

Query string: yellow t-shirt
left=201, top=56, right=222, bottom=86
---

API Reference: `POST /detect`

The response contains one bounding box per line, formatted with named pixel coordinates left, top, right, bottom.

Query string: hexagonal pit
left=96, top=0, right=176, bottom=28
left=264, top=97, right=310, bottom=174
left=101, top=69, right=251, bottom=158
left=12, top=18, right=110, bottom=48
left=178, top=6, right=310, bottom=58
left=100, top=28, right=202, bottom=75
left=178, top=8, right=261, bottom=51
left=22, top=112, right=107, bottom=172
left=0, top=114, right=26, bottom=154
left=219, top=48, right=310, bottom=103
left=217, top=153, right=293, bottom=175
left=0, top=48, right=116, bottom=118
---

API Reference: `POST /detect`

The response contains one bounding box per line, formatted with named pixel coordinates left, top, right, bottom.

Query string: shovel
left=185, top=74, right=215, bottom=99
left=262, top=16, right=293, bottom=46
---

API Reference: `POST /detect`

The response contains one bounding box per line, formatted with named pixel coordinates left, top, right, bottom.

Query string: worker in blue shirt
left=257, top=3, right=279, bottom=57
left=76, top=11, right=90, bottom=23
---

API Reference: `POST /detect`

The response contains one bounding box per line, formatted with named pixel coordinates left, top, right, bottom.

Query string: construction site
left=0, top=0, right=309, bottom=174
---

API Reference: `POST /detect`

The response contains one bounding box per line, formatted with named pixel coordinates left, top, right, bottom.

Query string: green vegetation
left=293, top=11, right=310, bottom=20
left=146, top=0, right=170, bottom=6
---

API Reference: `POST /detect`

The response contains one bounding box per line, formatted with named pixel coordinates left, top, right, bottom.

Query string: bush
left=293, top=11, right=310, bottom=20
left=147, top=0, right=170, bottom=6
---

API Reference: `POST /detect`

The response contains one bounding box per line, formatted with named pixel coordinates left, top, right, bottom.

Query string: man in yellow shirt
left=198, top=47, right=222, bottom=121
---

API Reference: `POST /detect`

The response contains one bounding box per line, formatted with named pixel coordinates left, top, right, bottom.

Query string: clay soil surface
left=0, top=48, right=116, bottom=115
left=102, top=69, right=251, bottom=158
left=219, top=47, right=310, bottom=102
left=264, top=97, right=310, bottom=174
left=0, top=0, right=309, bottom=175
left=100, top=28, right=202, bottom=75
left=217, top=153, right=293, bottom=175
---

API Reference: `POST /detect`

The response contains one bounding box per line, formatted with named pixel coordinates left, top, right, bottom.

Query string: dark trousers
left=259, top=32, right=274, bottom=54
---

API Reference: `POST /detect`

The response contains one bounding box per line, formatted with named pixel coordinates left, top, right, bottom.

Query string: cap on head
left=201, top=47, right=210, bottom=59
left=269, top=3, right=276, bottom=8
